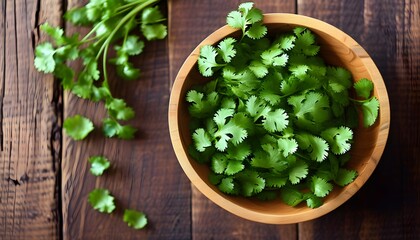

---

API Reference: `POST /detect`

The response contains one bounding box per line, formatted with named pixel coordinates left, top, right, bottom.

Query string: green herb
left=63, top=115, right=94, bottom=140
left=186, top=2, right=379, bottom=208
left=88, top=156, right=111, bottom=176
left=88, top=188, right=116, bottom=213
left=123, top=209, right=148, bottom=229
left=34, top=0, right=167, bottom=139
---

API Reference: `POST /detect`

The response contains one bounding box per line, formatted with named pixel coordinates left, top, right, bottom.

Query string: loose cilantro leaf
left=141, top=6, right=167, bottom=41
left=123, top=209, right=148, bottom=230
left=88, top=189, right=116, bottom=214
left=88, top=156, right=110, bottom=176
left=34, top=42, right=56, bottom=73
left=63, top=115, right=94, bottom=140
left=102, top=118, right=136, bottom=140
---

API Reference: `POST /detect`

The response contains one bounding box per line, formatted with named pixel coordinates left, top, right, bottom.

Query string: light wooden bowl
left=169, top=14, right=390, bottom=224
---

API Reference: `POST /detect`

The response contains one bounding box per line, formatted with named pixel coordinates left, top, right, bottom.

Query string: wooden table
left=1, top=0, right=419, bottom=239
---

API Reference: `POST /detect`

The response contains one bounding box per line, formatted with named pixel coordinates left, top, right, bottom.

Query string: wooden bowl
left=169, top=14, right=390, bottom=224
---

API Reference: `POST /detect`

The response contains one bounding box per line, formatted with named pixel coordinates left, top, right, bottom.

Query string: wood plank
left=0, top=0, right=62, bottom=239
left=168, top=1, right=298, bottom=239
left=297, top=0, right=420, bottom=239
left=61, top=1, right=191, bottom=239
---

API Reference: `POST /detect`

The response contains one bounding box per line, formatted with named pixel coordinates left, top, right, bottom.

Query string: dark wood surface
left=0, top=0, right=419, bottom=239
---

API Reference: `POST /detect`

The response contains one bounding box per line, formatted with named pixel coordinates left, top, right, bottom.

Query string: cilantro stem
left=95, top=0, right=159, bottom=86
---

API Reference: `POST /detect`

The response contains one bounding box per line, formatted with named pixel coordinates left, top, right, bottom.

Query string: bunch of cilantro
left=35, top=0, right=167, bottom=140
left=186, top=2, right=379, bottom=208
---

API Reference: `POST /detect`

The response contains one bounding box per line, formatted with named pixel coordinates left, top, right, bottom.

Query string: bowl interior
left=170, top=14, right=389, bottom=224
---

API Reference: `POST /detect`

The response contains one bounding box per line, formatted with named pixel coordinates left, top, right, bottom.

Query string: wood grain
left=61, top=1, right=191, bottom=239
left=0, top=0, right=62, bottom=239
left=298, top=0, right=420, bottom=239
left=168, top=1, right=298, bottom=239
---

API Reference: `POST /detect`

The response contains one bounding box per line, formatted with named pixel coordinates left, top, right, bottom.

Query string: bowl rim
left=169, top=13, right=390, bottom=224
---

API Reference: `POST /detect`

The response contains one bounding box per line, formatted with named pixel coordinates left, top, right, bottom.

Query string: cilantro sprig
left=35, top=0, right=167, bottom=140
left=187, top=2, right=379, bottom=208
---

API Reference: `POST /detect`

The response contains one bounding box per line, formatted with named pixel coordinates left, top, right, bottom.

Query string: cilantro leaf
left=88, top=156, right=110, bottom=176
left=123, top=209, right=148, bottom=230
left=226, top=2, right=265, bottom=39
left=310, top=176, right=333, bottom=197
left=218, top=177, right=238, bottom=194
left=293, top=28, right=320, bottom=56
left=192, top=128, right=212, bottom=152
left=40, top=23, right=65, bottom=46
left=34, top=42, right=56, bottom=73
left=360, top=97, right=380, bottom=127
left=141, top=24, right=167, bottom=41
left=117, top=35, right=145, bottom=56
left=277, top=138, right=298, bottom=157
left=281, top=188, right=304, bottom=207
left=249, top=60, right=268, bottom=78
left=246, top=22, right=267, bottom=39
left=305, top=193, right=323, bottom=208
left=321, top=127, right=353, bottom=155
left=102, top=118, right=136, bottom=139
left=296, top=133, right=329, bottom=162
left=88, top=189, right=116, bottom=214
left=288, top=159, right=309, bottom=184
left=211, top=154, right=227, bottom=174
left=198, top=45, right=220, bottom=77
left=186, top=90, right=219, bottom=119
left=236, top=170, right=265, bottom=196
left=262, top=108, right=289, bottom=133
left=334, top=168, right=358, bottom=186
left=63, top=115, right=94, bottom=140
left=106, top=98, right=135, bottom=121
left=225, top=160, right=245, bottom=175
left=354, top=78, right=374, bottom=99
left=218, top=38, right=237, bottom=63
left=141, top=6, right=167, bottom=41
left=288, top=92, right=331, bottom=130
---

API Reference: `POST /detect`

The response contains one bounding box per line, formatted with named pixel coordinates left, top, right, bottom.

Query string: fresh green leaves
left=227, top=2, right=266, bottom=39
left=187, top=2, right=380, bottom=208
left=63, top=115, right=94, bottom=140
left=352, top=78, right=380, bottom=127
left=88, top=156, right=110, bottom=176
left=35, top=1, right=168, bottom=139
left=88, top=189, right=116, bottom=214
left=123, top=209, right=148, bottom=229
left=86, top=157, right=148, bottom=230
left=34, top=42, right=56, bottom=73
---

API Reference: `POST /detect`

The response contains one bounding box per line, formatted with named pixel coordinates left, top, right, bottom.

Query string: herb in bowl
left=186, top=2, right=379, bottom=208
